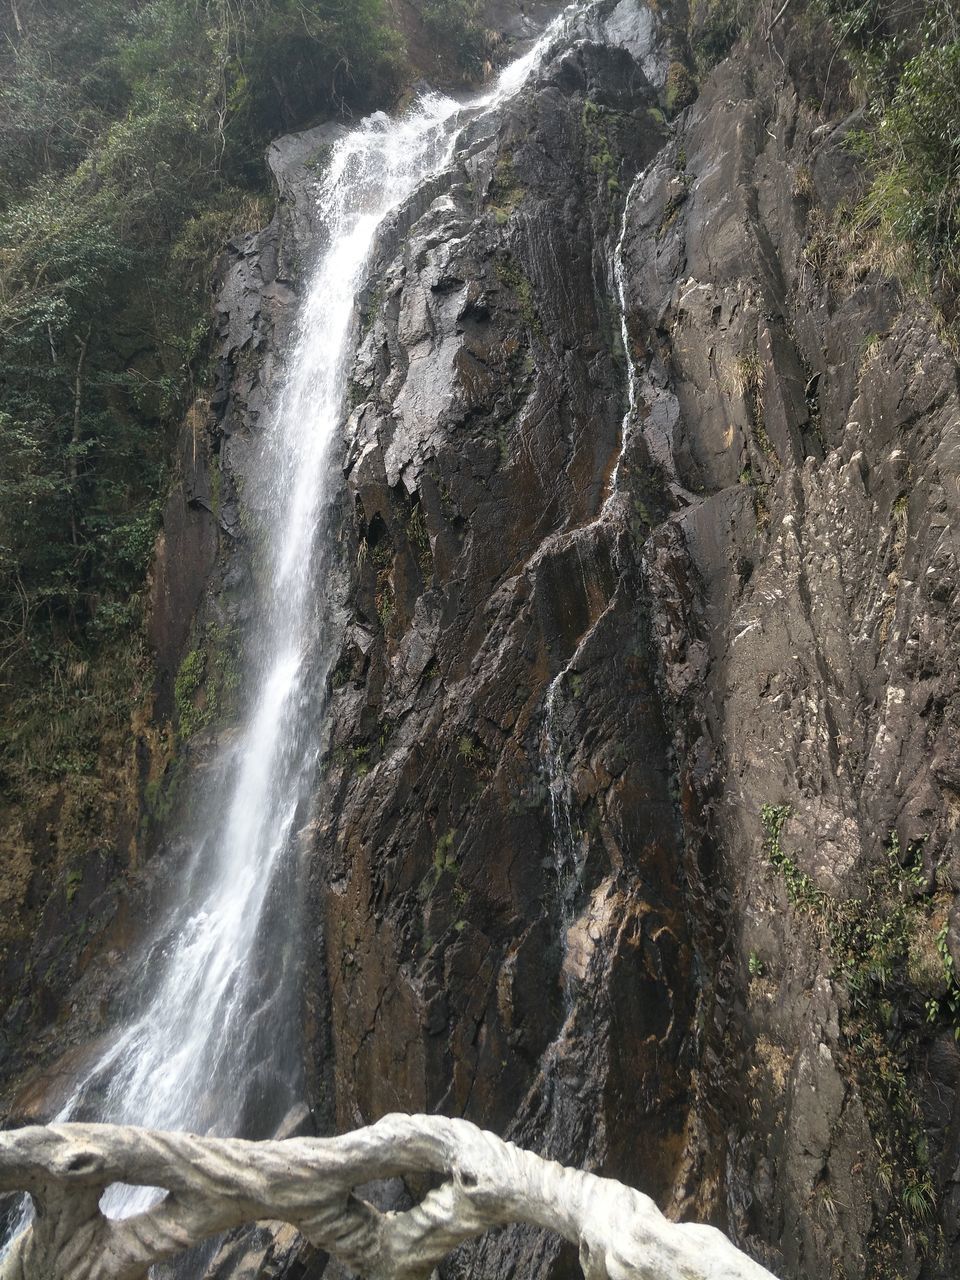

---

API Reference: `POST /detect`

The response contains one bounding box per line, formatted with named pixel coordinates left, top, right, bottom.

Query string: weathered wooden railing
left=0, top=1113, right=777, bottom=1279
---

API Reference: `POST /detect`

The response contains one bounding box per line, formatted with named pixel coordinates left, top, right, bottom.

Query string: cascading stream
left=540, top=163, right=647, bottom=955
left=1, top=1, right=591, bottom=1265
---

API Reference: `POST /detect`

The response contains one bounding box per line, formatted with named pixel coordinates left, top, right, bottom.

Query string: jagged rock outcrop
left=299, top=3, right=960, bottom=1276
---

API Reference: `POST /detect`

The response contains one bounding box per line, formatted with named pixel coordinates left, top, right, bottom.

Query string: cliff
left=3, top=2, right=960, bottom=1278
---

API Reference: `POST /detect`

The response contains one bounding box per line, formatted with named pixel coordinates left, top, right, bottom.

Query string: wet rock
left=6, top=6, right=960, bottom=1280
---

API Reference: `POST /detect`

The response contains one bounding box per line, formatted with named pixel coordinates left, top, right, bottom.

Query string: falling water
left=1, top=1, right=592, bottom=1266
left=540, top=164, right=646, bottom=936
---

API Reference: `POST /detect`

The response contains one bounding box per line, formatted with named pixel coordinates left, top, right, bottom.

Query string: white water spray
left=2, top=2, right=589, bottom=1262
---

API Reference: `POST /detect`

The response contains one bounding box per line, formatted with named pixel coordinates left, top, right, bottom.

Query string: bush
left=690, top=0, right=753, bottom=70
left=858, top=40, right=960, bottom=294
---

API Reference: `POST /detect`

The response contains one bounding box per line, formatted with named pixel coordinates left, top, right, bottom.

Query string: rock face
left=5, top=2, right=960, bottom=1279
left=312, top=17, right=692, bottom=1277
left=625, top=20, right=960, bottom=1278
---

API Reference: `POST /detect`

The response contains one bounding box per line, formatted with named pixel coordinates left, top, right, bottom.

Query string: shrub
left=857, top=40, right=960, bottom=295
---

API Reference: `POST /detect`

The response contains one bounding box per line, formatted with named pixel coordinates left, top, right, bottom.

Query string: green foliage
left=376, top=586, right=395, bottom=630
left=0, top=0, right=404, bottom=704
left=581, top=99, right=622, bottom=197
left=925, top=919, right=960, bottom=1038
left=65, top=866, right=83, bottom=904
left=332, top=741, right=372, bottom=777
left=0, top=626, right=148, bottom=896
left=486, top=148, right=523, bottom=224
left=407, top=502, right=432, bottom=576
left=420, top=828, right=458, bottom=899
left=807, top=1, right=960, bottom=312
left=763, top=810, right=928, bottom=1004
left=174, top=648, right=206, bottom=738
left=684, top=0, right=960, bottom=315
left=857, top=39, right=960, bottom=296
left=417, top=0, right=488, bottom=77
left=496, top=256, right=540, bottom=333
left=665, top=61, right=697, bottom=114
left=173, top=624, right=240, bottom=739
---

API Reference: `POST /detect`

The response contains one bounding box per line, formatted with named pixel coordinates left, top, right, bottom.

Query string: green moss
left=173, top=623, right=241, bottom=740
left=435, top=829, right=456, bottom=865
left=487, top=148, right=524, bottom=224
left=360, top=280, right=388, bottom=336
left=496, top=256, right=540, bottom=334
left=65, top=867, right=83, bottom=904
left=581, top=99, right=623, bottom=199
left=142, top=758, right=185, bottom=829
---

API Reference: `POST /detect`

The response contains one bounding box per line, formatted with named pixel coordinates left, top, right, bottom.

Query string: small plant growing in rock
left=420, top=830, right=459, bottom=901
left=65, top=867, right=83, bottom=904
left=407, top=504, right=432, bottom=576
left=792, top=165, right=815, bottom=202
left=376, top=586, right=394, bottom=630
left=902, top=1175, right=936, bottom=1225
left=924, top=920, right=960, bottom=1040
left=665, top=61, right=697, bottom=115
left=860, top=331, right=883, bottom=363
left=733, top=350, right=765, bottom=402
left=761, top=804, right=824, bottom=912
left=733, top=350, right=778, bottom=463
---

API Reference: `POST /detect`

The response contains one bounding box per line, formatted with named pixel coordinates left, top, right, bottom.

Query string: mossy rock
left=665, top=61, right=697, bottom=115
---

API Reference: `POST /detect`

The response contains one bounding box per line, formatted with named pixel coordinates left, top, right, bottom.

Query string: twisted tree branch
left=0, top=1114, right=778, bottom=1280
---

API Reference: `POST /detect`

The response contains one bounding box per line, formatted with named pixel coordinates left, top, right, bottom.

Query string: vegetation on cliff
left=0, top=0, right=400, bottom=699
left=0, top=0, right=489, bottom=955
left=816, top=0, right=960, bottom=316
left=690, top=0, right=960, bottom=316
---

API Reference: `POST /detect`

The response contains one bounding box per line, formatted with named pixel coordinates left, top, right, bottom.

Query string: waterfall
left=2, top=1, right=589, bottom=1266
